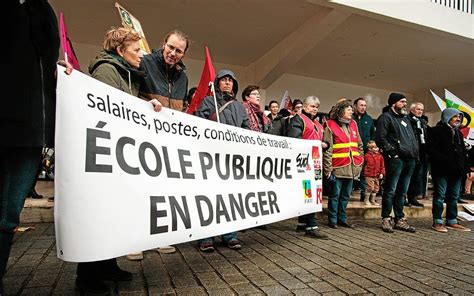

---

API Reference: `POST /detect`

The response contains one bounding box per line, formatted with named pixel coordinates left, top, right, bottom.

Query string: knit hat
left=441, top=108, right=461, bottom=124
left=388, top=92, right=406, bottom=106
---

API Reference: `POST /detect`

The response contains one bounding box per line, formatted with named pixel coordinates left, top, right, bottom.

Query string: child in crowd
left=363, top=140, right=385, bottom=205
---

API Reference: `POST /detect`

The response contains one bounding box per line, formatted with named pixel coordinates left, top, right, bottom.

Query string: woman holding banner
left=76, top=26, right=161, bottom=294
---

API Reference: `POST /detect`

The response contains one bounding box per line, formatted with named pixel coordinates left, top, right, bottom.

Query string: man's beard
left=396, top=106, right=407, bottom=115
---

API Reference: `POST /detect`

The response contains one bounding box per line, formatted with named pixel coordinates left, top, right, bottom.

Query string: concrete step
left=20, top=181, right=474, bottom=223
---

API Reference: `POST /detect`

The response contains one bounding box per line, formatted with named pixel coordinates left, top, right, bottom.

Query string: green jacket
left=88, top=51, right=144, bottom=96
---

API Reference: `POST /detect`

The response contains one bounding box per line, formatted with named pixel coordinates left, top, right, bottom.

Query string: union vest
left=300, top=113, right=324, bottom=141
left=327, top=119, right=363, bottom=168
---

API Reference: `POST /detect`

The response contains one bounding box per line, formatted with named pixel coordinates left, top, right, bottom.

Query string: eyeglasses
left=165, top=43, right=185, bottom=55
left=249, top=92, right=261, bottom=97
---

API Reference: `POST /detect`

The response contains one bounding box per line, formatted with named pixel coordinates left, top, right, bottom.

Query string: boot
left=29, top=188, right=43, bottom=199
left=364, top=190, right=371, bottom=205
left=369, top=193, right=379, bottom=206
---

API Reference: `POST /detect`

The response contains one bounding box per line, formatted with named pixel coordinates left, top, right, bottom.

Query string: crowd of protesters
left=2, top=1, right=472, bottom=294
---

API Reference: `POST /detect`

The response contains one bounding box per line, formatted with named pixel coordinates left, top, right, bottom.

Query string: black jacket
left=409, top=114, right=429, bottom=163
left=2, top=0, right=59, bottom=148
left=139, top=48, right=188, bottom=111
left=267, top=114, right=288, bottom=136
left=375, top=108, right=419, bottom=159
left=427, top=122, right=468, bottom=177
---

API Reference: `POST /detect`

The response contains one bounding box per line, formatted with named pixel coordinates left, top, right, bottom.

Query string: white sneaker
left=126, top=252, right=143, bottom=261
left=157, top=245, right=176, bottom=254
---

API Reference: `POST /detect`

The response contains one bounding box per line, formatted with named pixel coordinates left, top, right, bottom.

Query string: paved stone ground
left=3, top=218, right=474, bottom=295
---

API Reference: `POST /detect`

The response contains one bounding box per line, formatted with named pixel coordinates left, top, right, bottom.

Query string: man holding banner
left=139, top=30, right=189, bottom=112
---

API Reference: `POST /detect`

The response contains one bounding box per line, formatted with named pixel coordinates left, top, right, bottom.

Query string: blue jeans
left=328, top=178, right=353, bottom=224
left=0, top=147, right=42, bottom=279
left=298, top=213, right=317, bottom=230
left=382, top=158, right=415, bottom=220
left=432, top=176, right=461, bottom=225
left=199, top=232, right=237, bottom=245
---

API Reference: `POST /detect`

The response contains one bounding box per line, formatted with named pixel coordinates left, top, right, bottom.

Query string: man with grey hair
left=406, top=102, right=428, bottom=207
left=288, top=96, right=328, bottom=239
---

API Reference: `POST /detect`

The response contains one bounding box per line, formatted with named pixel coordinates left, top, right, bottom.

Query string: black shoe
left=305, top=229, right=329, bottom=239
left=30, top=189, right=43, bottom=199
left=404, top=199, right=410, bottom=207
left=75, top=277, right=109, bottom=295
left=101, top=267, right=132, bottom=282
left=328, top=223, right=338, bottom=229
left=256, top=225, right=267, bottom=230
left=337, top=221, right=355, bottom=229
left=409, top=199, right=424, bottom=208
left=296, top=225, right=306, bottom=232
left=458, top=199, right=468, bottom=204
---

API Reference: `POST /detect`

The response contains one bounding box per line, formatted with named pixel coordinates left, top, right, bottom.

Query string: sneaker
left=445, top=224, right=471, bottom=232
left=199, top=241, right=215, bottom=252
left=394, top=218, right=416, bottom=233
left=126, top=252, right=143, bottom=261
left=432, top=224, right=448, bottom=233
left=157, top=246, right=176, bottom=254
left=224, top=239, right=242, bottom=250
left=75, top=277, right=109, bottom=294
left=337, top=221, right=355, bottom=229
left=382, top=218, right=394, bottom=233
left=305, top=228, right=329, bottom=239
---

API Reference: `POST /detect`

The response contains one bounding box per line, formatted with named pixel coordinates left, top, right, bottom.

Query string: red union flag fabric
left=187, top=46, right=216, bottom=114
left=59, top=12, right=81, bottom=70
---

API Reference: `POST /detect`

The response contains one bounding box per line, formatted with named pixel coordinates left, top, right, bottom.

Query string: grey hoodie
left=195, top=70, right=250, bottom=129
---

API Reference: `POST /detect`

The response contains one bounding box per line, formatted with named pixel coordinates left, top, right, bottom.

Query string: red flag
left=187, top=46, right=216, bottom=114
left=59, top=12, right=81, bottom=70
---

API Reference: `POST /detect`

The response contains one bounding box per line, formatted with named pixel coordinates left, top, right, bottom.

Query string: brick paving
left=3, top=218, right=474, bottom=295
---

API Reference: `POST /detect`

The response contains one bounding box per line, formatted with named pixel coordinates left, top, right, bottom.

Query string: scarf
left=244, top=101, right=270, bottom=132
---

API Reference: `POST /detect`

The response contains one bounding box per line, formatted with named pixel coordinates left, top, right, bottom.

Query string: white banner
left=55, top=66, right=323, bottom=262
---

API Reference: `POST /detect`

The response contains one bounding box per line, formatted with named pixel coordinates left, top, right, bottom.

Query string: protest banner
left=55, top=66, right=323, bottom=262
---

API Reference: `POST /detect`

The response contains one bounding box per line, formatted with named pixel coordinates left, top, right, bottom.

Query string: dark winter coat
left=267, top=114, right=289, bottom=136
left=353, top=112, right=375, bottom=151
left=375, top=108, right=419, bottom=160
left=139, top=48, right=188, bottom=111
left=2, top=0, right=59, bottom=148
left=88, top=51, right=144, bottom=96
left=427, top=122, right=469, bottom=177
left=409, top=114, right=429, bottom=163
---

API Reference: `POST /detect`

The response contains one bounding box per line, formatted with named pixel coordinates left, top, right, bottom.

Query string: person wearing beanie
left=427, top=108, right=471, bottom=232
left=375, top=93, right=418, bottom=233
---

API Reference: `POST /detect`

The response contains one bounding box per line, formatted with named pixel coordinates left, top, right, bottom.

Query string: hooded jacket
left=88, top=51, right=144, bottom=96
left=427, top=109, right=468, bottom=177
left=139, top=48, right=188, bottom=111
left=196, top=70, right=250, bottom=129
left=2, top=0, right=59, bottom=148
left=375, top=108, right=419, bottom=160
